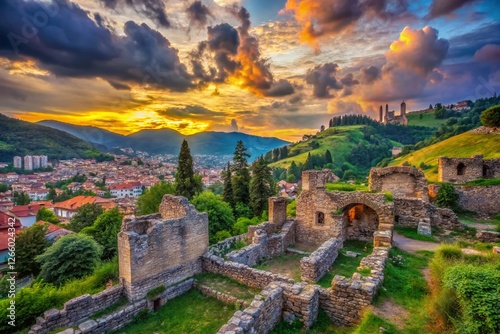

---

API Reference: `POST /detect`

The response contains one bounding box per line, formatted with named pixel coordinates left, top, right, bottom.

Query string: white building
left=32, top=155, right=41, bottom=169
left=40, top=155, right=48, bottom=168
left=109, top=181, right=142, bottom=198
left=24, top=156, right=33, bottom=171
left=28, top=189, right=49, bottom=201
left=13, top=156, right=22, bottom=169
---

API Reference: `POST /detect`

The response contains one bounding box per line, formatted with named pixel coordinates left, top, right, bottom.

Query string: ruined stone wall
left=269, top=197, right=288, bottom=227
left=227, top=243, right=264, bottom=267
left=437, top=155, right=500, bottom=184
left=28, top=284, right=124, bottom=334
left=118, top=195, right=208, bottom=301
left=207, top=234, right=247, bottom=258
left=194, top=283, right=249, bottom=309
left=217, top=284, right=284, bottom=334
left=394, top=198, right=464, bottom=230
left=296, top=175, right=393, bottom=245
left=434, top=185, right=500, bottom=214
left=369, top=167, right=429, bottom=201
left=319, top=247, right=389, bottom=326
left=301, top=238, right=341, bottom=283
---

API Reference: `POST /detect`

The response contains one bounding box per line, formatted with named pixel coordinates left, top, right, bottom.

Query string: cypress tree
left=232, top=140, right=251, bottom=205
left=175, top=139, right=197, bottom=199
left=249, top=157, right=273, bottom=216
left=325, top=149, right=333, bottom=164
left=222, top=162, right=234, bottom=207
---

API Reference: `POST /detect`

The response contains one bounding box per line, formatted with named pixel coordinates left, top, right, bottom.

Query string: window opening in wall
left=483, top=165, right=490, bottom=178
left=153, top=298, right=161, bottom=311
left=457, top=163, right=466, bottom=176
left=316, top=212, right=325, bottom=225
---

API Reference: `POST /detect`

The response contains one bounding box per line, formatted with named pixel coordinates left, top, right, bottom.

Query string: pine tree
left=249, top=157, right=273, bottom=216
left=175, top=139, right=198, bottom=199
left=288, top=161, right=301, bottom=181
left=222, top=162, right=234, bottom=207
left=232, top=140, right=251, bottom=205
left=325, top=149, right=333, bottom=164
left=303, top=152, right=313, bottom=170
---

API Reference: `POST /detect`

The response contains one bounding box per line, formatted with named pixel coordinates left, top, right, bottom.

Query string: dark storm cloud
left=359, top=65, right=381, bottom=84
left=264, top=79, right=295, bottom=97
left=186, top=1, right=212, bottom=29
left=107, top=81, right=131, bottom=90
left=0, top=0, right=193, bottom=91
left=340, top=73, right=359, bottom=87
left=305, top=63, right=343, bottom=98
left=98, top=0, right=170, bottom=28
left=447, top=23, right=500, bottom=61
left=426, top=0, right=478, bottom=19
left=474, top=44, right=500, bottom=62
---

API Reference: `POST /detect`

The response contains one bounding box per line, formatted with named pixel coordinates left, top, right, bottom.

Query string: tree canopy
left=232, top=140, right=251, bottom=206
left=36, top=207, right=59, bottom=224
left=136, top=181, right=175, bottom=215
left=175, top=139, right=201, bottom=199
left=15, top=224, right=48, bottom=278
left=249, top=157, right=274, bottom=217
left=69, top=203, right=104, bottom=232
left=480, top=105, right=500, bottom=128
left=81, top=207, right=123, bottom=259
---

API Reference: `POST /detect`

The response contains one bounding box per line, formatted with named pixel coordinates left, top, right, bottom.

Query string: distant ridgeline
left=0, top=114, right=112, bottom=163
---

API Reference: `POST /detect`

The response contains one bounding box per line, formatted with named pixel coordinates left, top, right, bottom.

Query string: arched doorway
left=457, top=163, right=466, bottom=176
left=342, top=203, right=379, bottom=242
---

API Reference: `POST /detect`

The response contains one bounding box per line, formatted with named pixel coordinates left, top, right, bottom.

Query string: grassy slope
left=269, top=126, right=365, bottom=169
left=406, top=109, right=446, bottom=128
left=391, top=131, right=500, bottom=182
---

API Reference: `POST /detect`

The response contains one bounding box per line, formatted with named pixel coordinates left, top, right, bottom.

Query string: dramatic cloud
left=305, top=63, right=342, bottom=98
left=359, top=65, right=381, bottom=84
left=284, top=0, right=409, bottom=47
left=0, top=0, right=193, bottom=91
left=98, top=0, right=170, bottom=28
left=427, top=0, right=478, bottom=19
left=186, top=1, right=213, bottom=29
left=447, top=23, right=500, bottom=61
left=191, top=6, right=295, bottom=97
left=474, top=44, right=500, bottom=62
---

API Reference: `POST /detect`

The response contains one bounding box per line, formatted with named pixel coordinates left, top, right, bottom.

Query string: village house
left=8, top=203, right=49, bottom=228
left=109, top=181, right=142, bottom=198
left=36, top=221, right=73, bottom=242
left=53, top=195, right=115, bottom=221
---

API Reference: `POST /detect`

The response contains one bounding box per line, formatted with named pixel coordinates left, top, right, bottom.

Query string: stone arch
left=457, top=163, right=466, bottom=176
left=340, top=202, right=380, bottom=242
left=369, top=166, right=428, bottom=200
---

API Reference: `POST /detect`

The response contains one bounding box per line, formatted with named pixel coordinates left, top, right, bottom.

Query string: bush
left=480, top=105, right=500, bottom=128
left=435, top=183, right=459, bottom=209
left=146, top=285, right=166, bottom=300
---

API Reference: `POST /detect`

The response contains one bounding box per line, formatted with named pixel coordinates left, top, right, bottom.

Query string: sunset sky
left=0, top=0, right=499, bottom=141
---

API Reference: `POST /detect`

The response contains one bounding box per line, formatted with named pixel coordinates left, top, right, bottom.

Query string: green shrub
left=480, top=105, right=500, bottom=128
left=436, top=245, right=463, bottom=261
left=133, top=309, right=150, bottom=324
left=384, top=192, right=394, bottom=202
left=146, top=285, right=166, bottom=300
left=435, top=183, right=459, bottom=209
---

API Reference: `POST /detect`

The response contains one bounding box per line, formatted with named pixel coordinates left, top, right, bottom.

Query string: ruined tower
left=401, top=101, right=406, bottom=116
left=379, top=105, right=383, bottom=122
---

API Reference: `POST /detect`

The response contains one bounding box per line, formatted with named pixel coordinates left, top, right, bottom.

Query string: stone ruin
left=30, top=166, right=476, bottom=334
left=438, top=154, right=500, bottom=184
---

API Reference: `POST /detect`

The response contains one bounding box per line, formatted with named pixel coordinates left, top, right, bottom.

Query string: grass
left=326, top=182, right=369, bottom=192
left=112, top=290, right=236, bottom=334
left=269, top=126, right=366, bottom=169
left=195, top=273, right=260, bottom=302
left=91, top=296, right=128, bottom=320
left=391, top=132, right=500, bottom=182
left=464, top=177, right=500, bottom=186
left=254, top=252, right=305, bottom=282
left=406, top=110, right=447, bottom=128
left=457, top=211, right=500, bottom=231
left=317, top=240, right=373, bottom=288
left=271, top=308, right=399, bottom=334
left=394, top=226, right=437, bottom=242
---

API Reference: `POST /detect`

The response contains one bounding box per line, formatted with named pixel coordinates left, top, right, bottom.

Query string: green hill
left=391, top=130, right=500, bottom=182
left=270, top=126, right=366, bottom=170
left=406, top=109, right=447, bottom=128
left=0, top=114, right=109, bottom=162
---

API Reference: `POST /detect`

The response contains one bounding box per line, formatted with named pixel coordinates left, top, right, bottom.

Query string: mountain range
left=38, top=120, right=289, bottom=158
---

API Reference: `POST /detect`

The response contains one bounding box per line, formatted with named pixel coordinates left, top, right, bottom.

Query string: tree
left=435, top=183, right=459, bottom=209
left=232, top=140, right=251, bottom=205
left=325, top=150, right=333, bottom=164
left=222, top=162, right=234, bottom=208
left=47, top=188, right=57, bottom=201
left=191, top=191, right=235, bottom=243
left=0, top=183, right=9, bottom=193
left=208, top=180, right=224, bottom=196
left=429, top=104, right=433, bottom=109
left=13, top=191, right=30, bottom=205
left=136, top=181, right=175, bottom=215
left=480, top=105, right=500, bottom=128
left=249, top=157, right=273, bottom=217
left=36, top=207, right=59, bottom=224
left=175, top=140, right=200, bottom=199
left=288, top=161, right=301, bottom=181
left=81, top=207, right=123, bottom=259
left=69, top=203, right=104, bottom=232
left=15, top=224, right=48, bottom=278
left=36, top=234, right=102, bottom=285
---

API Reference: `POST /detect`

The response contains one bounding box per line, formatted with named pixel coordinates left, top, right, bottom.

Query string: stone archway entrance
left=342, top=203, right=379, bottom=242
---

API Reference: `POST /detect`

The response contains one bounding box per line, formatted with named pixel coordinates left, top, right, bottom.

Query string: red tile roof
left=9, top=204, right=46, bottom=217
left=53, top=195, right=114, bottom=211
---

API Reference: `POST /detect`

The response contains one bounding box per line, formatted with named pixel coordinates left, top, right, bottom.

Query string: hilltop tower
left=379, top=105, right=383, bottom=122
left=401, top=101, right=406, bottom=116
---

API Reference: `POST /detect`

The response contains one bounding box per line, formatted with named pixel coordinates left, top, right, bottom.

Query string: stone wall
left=118, top=195, right=209, bottom=300
left=394, top=198, right=464, bottom=230
left=28, top=284, right=124, bottom=334
left=207, top=234, right=247, bottom=258
left=269, top=197, right=288, bottom=227
left=296, top=173, right=393, bottom=246
left=319, top=247, right=389, bottom=326
left=369, top=167, right=429, bottom=201
left=301, top=238, right=341, bottom=283
left=217, top=283, right=284, bottom=334
left=430, top=185, right=500, bottom=215
left=438, top=155, right=500, bottom=184
left=194, top=283, right=249, bottom=309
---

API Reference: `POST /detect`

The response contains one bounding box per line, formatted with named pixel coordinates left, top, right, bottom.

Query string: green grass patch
left=317, top=241, right=373, bottom=288
left=326, top=182, right=369, bottom=192
left=406, top=110, right=447, bottom=128
left=391, top=132, right=500, bottom=182
left=112, top=289, right=236, bottom=334
left=464, top=177, right=500, bottom=186
left=195, top=273, right=260, bottom=302
left=394, top=226, right=437, bottom=242
left=146, top=285, right=166, bottom=300
left=254, top=253, right=304, bottom=282
left=91, top=296, right=128, bottom=320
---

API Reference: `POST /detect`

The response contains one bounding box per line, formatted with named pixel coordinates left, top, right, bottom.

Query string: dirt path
left=393, top=232, right=439, bottom=253
left=369, top=299, right=409, bottom=330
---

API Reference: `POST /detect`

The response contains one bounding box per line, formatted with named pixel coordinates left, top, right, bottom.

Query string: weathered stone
left=345, top=251, right=358, bottom=258
left=438, top=155, right=500, bottom=184
left=78, top=320, right=98, bottom=334
left=417, top=218, right=432, bottom=236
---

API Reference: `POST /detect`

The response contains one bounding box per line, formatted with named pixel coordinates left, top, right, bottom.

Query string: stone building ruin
left=438, top=155, right=500, bottom=183
left=29, top=167, right=468, bottom=334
